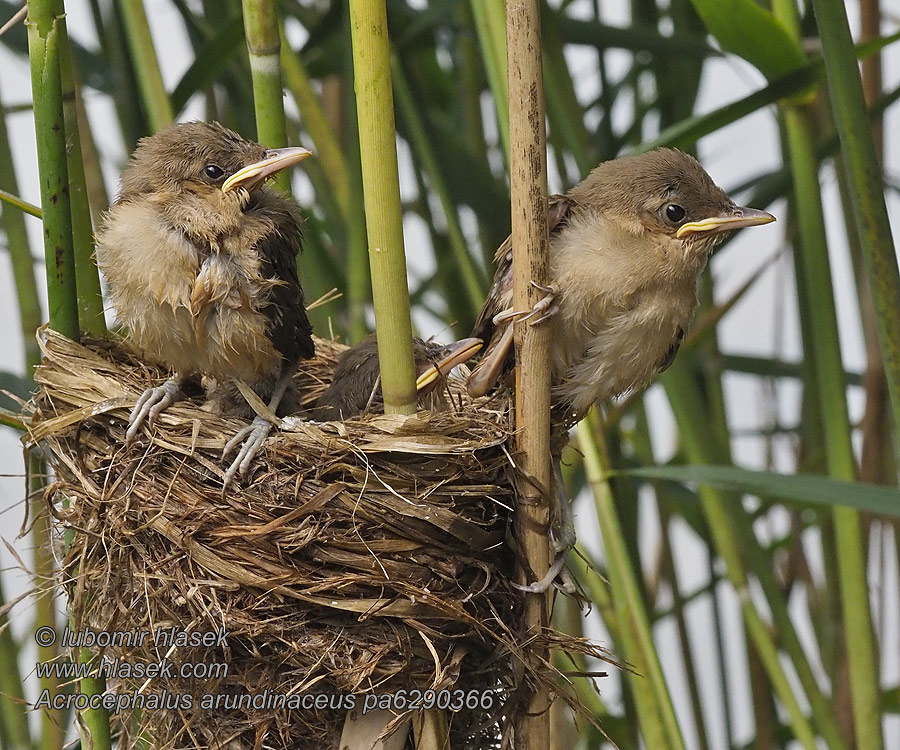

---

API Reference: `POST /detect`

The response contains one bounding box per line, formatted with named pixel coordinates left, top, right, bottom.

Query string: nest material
left=28, top=328, right=607, bottom=750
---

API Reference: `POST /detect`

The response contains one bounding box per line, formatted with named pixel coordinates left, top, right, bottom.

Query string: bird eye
left=665, top=204, right=686, bottom=223
left=204, top=164, right=225, bottom=180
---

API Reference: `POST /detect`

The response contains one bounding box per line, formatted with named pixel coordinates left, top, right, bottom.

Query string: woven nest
left=27, top=328, right=609, bottom=750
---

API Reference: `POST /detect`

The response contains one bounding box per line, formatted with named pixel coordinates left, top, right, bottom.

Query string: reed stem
left=348, top=0, right=416, bottom=414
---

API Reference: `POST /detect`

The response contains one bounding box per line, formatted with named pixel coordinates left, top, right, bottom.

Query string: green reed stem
left=348, top=0, right=416, bottom=414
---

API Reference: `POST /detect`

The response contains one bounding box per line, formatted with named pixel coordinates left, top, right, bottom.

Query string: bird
left=95, top=121, right=314, bottom=486
left=311, top=335, right=483, bottom=420
left=467, top=147, right=775, bottom=591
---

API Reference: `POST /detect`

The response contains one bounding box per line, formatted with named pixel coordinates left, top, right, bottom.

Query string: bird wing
left=656, top=326, right=685, bottom=373
left=467, top=194, right=575, bottom=398
left=256, top=222, right=315, bottom=365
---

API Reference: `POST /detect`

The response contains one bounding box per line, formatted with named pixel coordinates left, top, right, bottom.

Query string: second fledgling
left=468, top=147, right=775, bottom=420
left=467, top=148, right=775, bottom=592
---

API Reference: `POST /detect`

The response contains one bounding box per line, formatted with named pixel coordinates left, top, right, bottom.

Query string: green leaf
left=688, top=0, right=807, bottom=80
left=622, top=464, right=900, bottom=517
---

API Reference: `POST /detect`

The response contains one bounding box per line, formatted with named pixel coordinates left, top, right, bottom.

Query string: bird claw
left=126, top=377, right=183, bottom=445
left=526, top=282, right=558, bottom=326
left=221, top=415, right=273, bottom=488
left=513, top=552, right=568, bottom=594
left=491, top=283, right=558, bottom=328
left=513, top=528, right=578, bottom=595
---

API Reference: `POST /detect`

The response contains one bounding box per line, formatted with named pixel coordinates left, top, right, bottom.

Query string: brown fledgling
left=96, top=121, right=314, bottom=485
left=312, top=334, right=483, bottom=420
left=468, top=148, right=775, bottom=592
left=469, top=147, right=775, bottom=421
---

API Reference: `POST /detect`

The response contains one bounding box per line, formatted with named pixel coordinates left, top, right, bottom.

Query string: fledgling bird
left=96, top=121, right=314, bottom=485
left=469, top=148, right=775, bottom=418
left=311, top=335, right=483, bottom=420
left=468, top=148, right=775, bottom=591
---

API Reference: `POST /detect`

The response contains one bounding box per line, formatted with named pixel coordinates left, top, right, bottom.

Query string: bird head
left=573, top=148, right=774, bottom=255
left=118, top=121, right=311, bottom=207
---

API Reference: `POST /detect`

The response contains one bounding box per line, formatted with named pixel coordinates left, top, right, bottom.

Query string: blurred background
left=0, top=0, right=897, bottom=748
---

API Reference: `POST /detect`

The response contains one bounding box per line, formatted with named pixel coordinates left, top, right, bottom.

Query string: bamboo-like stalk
left=93, top=0, right=149, bottom=145
left=75, top=649, right=111, bottom=748
left=73, top=68, right=110, bottom=221
left=242, top=0, right=290, bottom=194
left=505, top=2, right=552, bottom=747
left=26, top=0, right=79, bottom=340
left=348, top=0, right=416, bottom=415
left=630, top=400, right=711, bottom=750
left=580, top=416, right=686, bottom=750
left=61, top=40, right=106, bottom=337
left=25, top=9, right=81, bottom=743
left=117, top=0, right=174, bottom=132
left=32, top=502, right=62, bottom=750
left=455, top=1, right=497, bottom=269
left=0, top=190, right=43, bottom=218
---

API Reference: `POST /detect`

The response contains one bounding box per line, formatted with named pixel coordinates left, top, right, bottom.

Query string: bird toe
left=222, top=416, right=272, bottom=487
left=125, top=377, right=183, bottom=444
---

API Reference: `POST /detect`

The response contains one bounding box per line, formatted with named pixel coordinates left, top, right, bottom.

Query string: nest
left=27, top=328, right=609, bottom=750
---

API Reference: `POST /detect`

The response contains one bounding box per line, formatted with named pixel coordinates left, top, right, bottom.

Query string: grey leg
left=221, top=369, right=293, bottom=487
left=513, top=459, right=577, bottom=595
left=125, top=375, right=184, bottom=445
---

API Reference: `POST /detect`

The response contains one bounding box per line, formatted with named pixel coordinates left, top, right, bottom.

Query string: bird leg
left=126, top=375, right=185, bottom=445
left=492, top=282, right=558, bottom=327
left=513, top=460, right=577, bottom=595
left=221, top=369, right=292, bottom=487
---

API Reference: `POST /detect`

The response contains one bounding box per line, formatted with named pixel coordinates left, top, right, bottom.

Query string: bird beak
left=415, top=338, right=483, bottom=391
left=675, top=206, right=775, bottom=239
left=222, top=146, right=312, bottom=193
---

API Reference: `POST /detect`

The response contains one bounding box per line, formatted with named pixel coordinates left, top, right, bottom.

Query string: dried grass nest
left=27, top=328, right=609, bottom=750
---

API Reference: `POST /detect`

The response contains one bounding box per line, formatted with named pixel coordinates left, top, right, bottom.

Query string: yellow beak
left=675, top=206, right=775, bottom=239
left=222, top=146, right=312, bottom=193
left=415, top=338, right=484, bottom=391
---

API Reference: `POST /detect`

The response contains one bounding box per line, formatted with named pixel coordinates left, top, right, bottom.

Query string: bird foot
left=526, top=282, right=558, bottom=326
left=221, top=415, right=274, bottom=487
left=126, top=377, right=183, bottom=444
left=491, top=283, right=559, bottom=327
left=513, top=462, right=578, bottom=594
left=512, top=549, right=577, bottom=595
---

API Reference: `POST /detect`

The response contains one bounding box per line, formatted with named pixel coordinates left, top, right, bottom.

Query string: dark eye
left=665, top=204, right=686, bottom=223
left=204, top=164, right=225, bottom=180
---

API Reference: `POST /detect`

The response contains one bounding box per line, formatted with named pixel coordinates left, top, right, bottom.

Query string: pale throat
left=159, top=187, right=253, bottom=249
